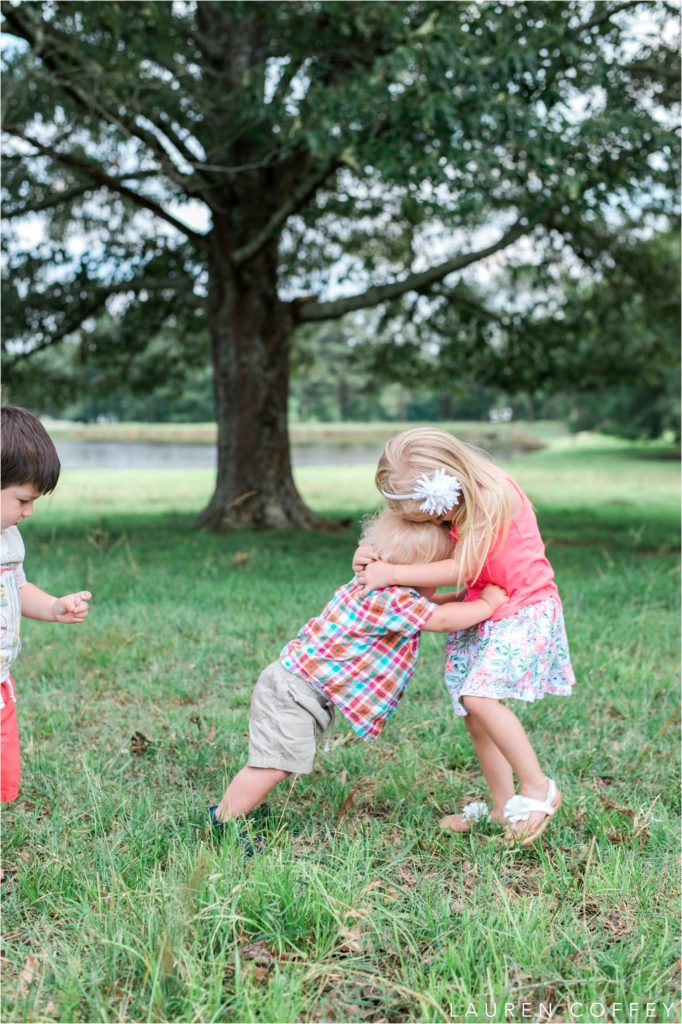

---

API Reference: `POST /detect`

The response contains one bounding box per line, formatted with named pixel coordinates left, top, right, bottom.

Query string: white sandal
left=502, top=777, right=561, bottom=846
left=439, top=800, right=491, bottom=833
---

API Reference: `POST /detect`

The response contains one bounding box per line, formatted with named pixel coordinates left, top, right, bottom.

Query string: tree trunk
left=197, top=228, right=327, bottom=531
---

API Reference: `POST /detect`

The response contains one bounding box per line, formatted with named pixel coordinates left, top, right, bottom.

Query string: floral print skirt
left=444, top=597, right=575, bottom=717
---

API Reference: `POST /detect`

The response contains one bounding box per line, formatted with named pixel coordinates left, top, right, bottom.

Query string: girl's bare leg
left=440, top=713, right=515, bottom=831
left=215, top=766, right=290, bottom=821
left=462, top=696, right=559, bottom=834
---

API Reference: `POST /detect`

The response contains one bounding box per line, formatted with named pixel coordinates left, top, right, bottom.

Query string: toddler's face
left=0, top=484, right=42, bottom=530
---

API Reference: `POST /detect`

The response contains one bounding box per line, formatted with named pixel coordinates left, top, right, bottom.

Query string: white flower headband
left=382, top=468, right=463, bottom=517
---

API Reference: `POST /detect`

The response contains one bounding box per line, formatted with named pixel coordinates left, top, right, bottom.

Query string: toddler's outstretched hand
left=53, top=591, right=93, bottom=624
left=480, top=584, right=506, bottom=613
left=352, top=544, right=377, bottom=574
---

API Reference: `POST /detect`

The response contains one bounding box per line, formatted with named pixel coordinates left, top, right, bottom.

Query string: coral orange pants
left=1, top=678, right=20, bottom=802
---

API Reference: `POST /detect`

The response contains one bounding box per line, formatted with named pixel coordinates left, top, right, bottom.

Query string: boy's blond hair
left=375, top=427, right=512, bottom=586
left=360, top=508, right=455, bottom=566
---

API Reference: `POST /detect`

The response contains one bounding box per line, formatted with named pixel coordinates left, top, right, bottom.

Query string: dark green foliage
left=566, top=381, right=681, bottom=441
left=2, top=1, right=679, bottom=434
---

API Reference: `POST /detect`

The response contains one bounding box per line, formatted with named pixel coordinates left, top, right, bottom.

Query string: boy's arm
left=20, top=583, right=92, bottom=624
left=421, top=584, right=506, bottom=632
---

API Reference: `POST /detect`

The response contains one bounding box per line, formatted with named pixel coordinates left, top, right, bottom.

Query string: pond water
left=54, top=439, right=385, bottom=470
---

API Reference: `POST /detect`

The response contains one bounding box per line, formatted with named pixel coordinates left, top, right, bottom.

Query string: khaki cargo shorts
left=248, top=660, right=335, bottom=774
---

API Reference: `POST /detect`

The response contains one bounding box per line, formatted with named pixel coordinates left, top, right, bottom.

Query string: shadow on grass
left=26, top=498, right=680, bottom=561
left=537, top=506, right=679, bottom=555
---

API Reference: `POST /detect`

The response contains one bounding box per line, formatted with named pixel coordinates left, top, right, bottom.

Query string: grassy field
left=1, top=432, right=679, bottom=1023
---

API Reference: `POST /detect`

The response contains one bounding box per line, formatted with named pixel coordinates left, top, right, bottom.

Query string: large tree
left=2, top=1, right=678, bottom=528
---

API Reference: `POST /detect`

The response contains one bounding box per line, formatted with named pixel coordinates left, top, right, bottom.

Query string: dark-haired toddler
left=1, top=406, right=93, bottom=803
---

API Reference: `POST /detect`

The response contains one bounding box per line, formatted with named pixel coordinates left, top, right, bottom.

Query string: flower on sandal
left=462, top=801, right=490, bottom=822
left=503, top=795, right=533, bottom=825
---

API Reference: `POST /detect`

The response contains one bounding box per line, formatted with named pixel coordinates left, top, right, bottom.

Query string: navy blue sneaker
left=208, top=804, right=269, bottom=857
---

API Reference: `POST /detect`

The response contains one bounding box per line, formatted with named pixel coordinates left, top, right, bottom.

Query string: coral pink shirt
left=464, top=479, right=559, bottom=621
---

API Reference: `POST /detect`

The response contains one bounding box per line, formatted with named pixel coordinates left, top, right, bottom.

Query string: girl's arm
left=429, top=590, right=465, bottom=605
left=353, top=545, right=469, bottom=585
left=359, top=557, right=460, bottom=590
left=422, top=584, right=506, bottom=632
left=353, top=507, right=489, bottom=589
left=355, top=501, right=497, bottom=590
left=354, top=481, right=515, bottom=589
left=352, top=545, right=377, bottom=572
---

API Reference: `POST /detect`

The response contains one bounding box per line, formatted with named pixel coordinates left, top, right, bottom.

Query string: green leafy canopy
left=2, top=0, right=679, bottom=395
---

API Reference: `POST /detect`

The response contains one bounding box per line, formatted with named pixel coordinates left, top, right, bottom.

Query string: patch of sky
left=264, top=54, right=312, bottom=115
left=0, top=32, right=28, bottom=57
left=171, top=1, right=197, bottom=19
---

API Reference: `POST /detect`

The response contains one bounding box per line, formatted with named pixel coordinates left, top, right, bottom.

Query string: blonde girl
left=353, top=427, right=575, bottom=845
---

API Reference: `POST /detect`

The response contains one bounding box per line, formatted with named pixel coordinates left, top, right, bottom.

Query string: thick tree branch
left=237, top=11, right=435, bottom=267
left=297, top=219, right=532, bottom=322
left=4, top=182, right=93, bottom=218
left=4, top=126, right=207, bottom=248
left=5, top=276, right=201, bottom=360
left=269, top=55, right=308, bottom=109
left=232, top=156, right=340, bottom=265
left=2, top=5, right=213, bottom=205
left=153, top=111, right=207, bottom=171
left=2, top=171, right=158, bottom=219
left=7, top=288, right=115, bottom=359
left=584, top=0, right=643, bottom=30
left=431, top=283, right=512, bottom=327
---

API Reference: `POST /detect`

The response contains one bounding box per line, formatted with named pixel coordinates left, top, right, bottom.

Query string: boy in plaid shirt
left=210, top=510, right=505, bottom=830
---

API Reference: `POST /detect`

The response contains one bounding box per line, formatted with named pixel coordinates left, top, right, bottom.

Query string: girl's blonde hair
left=375, top=427, right=511, bottom=586
left=360, top=508, right=456, bottom=566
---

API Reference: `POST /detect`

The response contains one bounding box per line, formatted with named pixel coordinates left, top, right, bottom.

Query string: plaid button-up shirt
left=280, top=578, right=437, bottom=742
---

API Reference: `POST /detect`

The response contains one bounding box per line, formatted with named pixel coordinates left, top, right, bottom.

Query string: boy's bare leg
left=440, top=713, right=514, bottom=831
left=215, top=766, right=290, bottom=821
